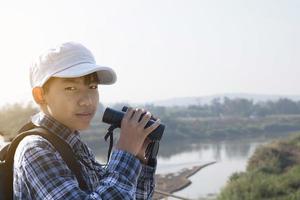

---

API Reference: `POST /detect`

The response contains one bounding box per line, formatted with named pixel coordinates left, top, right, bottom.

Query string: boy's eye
left=90, top=85, right=98, bottom=89
left=65, top=87, right=76, bottom=91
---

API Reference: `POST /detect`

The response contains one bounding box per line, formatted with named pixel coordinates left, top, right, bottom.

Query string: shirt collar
left=31, top=112, right=81, bottom=149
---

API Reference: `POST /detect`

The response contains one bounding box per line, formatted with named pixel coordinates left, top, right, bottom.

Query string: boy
left=13, top=42, right=160, bottom=199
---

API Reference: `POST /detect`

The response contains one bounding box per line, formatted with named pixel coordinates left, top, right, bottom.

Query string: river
left=154, top=135, right=291, bottom=199
left=0, top=132, right=292, bottom=199
left=91, top=135, right=288, bottom=199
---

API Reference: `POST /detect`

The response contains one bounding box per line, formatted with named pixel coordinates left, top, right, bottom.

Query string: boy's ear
left=32, top=87, right=46, bottom=105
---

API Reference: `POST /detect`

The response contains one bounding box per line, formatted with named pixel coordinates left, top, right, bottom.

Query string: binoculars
left=102, top=106, right=165, bottom=141
left=102, top=106, right=165, bottom=163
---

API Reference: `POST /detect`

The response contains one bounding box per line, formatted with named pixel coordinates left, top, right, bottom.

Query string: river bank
left=154, top=162, right=216, bottom=199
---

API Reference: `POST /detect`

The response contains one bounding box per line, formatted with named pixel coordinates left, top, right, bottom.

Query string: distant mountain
left=145, top=93, right=300, bottom=107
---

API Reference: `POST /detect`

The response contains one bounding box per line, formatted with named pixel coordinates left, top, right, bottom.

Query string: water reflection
left=156, top=136, right=287, bottom=199
left=79, top=132, right=290, bottom=198
left=86, top=134, right=276, bottom=165
left=158, top=138, right=261, bottom=161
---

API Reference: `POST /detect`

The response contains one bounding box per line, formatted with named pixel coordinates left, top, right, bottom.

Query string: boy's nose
left=78, top=94, right=94, bottom=106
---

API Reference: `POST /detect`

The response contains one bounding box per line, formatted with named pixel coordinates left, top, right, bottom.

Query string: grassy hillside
left=218, top=133, right=300, bottom=200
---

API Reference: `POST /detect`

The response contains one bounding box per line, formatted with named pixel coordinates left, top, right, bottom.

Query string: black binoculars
left=102, top=106, right=165, bottom=164
left=102, top=106, right=165, bottom=141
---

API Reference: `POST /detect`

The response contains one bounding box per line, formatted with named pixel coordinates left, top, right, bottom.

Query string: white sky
left=0, top=0, right=299, bottom=106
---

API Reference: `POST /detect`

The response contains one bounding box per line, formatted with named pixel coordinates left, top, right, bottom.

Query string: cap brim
left=52, top=63, right=117, bottom=85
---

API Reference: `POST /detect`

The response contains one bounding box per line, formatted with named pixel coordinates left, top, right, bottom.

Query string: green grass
left=218, top=133, right=300, bottom=200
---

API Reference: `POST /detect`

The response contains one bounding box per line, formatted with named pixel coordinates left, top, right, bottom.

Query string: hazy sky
left=0, top=0, right=299, bottom=106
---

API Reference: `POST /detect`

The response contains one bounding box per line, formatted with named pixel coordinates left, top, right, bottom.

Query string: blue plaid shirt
left=13, top=112, right=156, bottom=199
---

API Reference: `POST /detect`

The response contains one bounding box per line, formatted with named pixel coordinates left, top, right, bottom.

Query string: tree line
left=141, top=97, right=300, bottom=119
left=1, top=97, right=300, bottom=140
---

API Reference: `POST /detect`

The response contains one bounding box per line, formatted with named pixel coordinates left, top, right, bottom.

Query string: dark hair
left=43, top=72, right=99, bottom=93
left=83, top=72, right=99, bottom=85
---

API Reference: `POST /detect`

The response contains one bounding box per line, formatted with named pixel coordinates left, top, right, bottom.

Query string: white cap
left=30, top=42, right=117, bottom=88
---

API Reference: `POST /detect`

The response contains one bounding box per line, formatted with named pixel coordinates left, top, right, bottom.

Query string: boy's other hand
left=116, top=107, right=160, bottom=162
left=136, top=138, right=151, bottom=164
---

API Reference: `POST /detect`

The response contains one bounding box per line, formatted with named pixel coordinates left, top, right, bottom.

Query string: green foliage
left=218, top=134, right=300, bottom=200
left=219, top=167, right=300, bottom=200
left=0, top=103, right=38, bottom=139
left=144, top=97, right=300, bottom=118
left=247, top=142, right=297, bottom=174
left=2, top=97, right=300, bottom=143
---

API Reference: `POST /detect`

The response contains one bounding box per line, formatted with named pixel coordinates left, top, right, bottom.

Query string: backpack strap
left=5, top=127, right=88, bottom=200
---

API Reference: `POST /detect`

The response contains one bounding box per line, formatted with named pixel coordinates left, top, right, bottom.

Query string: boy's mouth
left=75, top=112, right=95, bottom=120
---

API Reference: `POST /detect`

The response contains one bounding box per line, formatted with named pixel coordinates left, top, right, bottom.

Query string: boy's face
left=42, top=75, right=99, bottom=131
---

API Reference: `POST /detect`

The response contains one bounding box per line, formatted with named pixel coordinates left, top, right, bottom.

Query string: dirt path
left=154, top=161, right=216, bottom=200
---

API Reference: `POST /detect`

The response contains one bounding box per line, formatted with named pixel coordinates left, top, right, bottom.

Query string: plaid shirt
left=13, top=112, right=156, bottom=199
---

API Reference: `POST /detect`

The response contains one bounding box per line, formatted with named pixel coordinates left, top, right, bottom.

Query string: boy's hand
left=116, top=107, right=160, bottom=161
left=136, top=138, right=151, bottom=164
